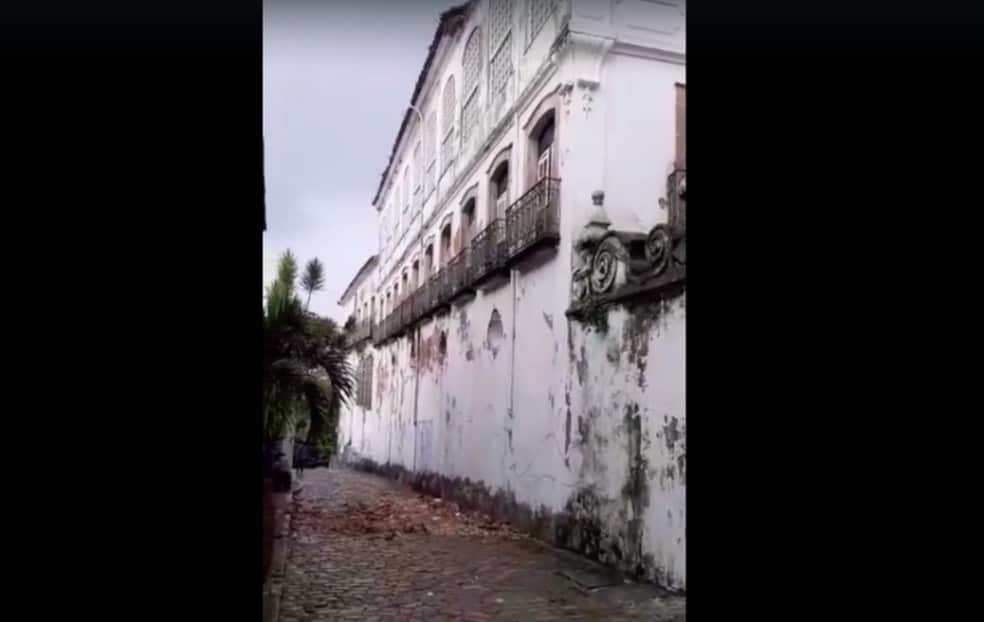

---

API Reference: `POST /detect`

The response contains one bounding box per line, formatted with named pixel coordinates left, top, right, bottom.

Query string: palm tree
left=263, top=250, right=353, bottom=475
left=300, top=257, right=325, bottom=311
left=277, top=249, right=298, bottom=289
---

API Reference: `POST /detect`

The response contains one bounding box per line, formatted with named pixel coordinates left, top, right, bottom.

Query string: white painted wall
left=338, top=0, right=686, bottom=591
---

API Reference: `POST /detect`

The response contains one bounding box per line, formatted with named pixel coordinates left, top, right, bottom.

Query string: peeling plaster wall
left=338, top=0, right=686, bottom=593
left=563, top=298, right=686, bottom=588
left=342, top=287, right=686, bottom=591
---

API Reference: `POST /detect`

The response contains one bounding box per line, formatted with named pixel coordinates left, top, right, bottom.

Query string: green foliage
left=277, top=250, right=298, bottom=287
left=263, top=250, right=353, bottom=465
left=301, top=257, right=325, bottom=310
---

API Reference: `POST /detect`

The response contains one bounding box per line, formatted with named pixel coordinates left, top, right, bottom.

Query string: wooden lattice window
left=358, top=355, right=374, bottom=408
left=413, top=141, right=422, bottom=194
left=403, top=166, right=410, bottom=214
left=425, top=111, right=437, bottom=193
left=529, top=0, right=555, bottom=46
left=489, top=0, right=513, bottom=101
left=461, top=28, right=482, bottom=144
left=441, top=75, right=456, bottom=173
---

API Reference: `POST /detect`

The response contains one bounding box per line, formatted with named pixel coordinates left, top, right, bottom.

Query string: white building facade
left=338, top=0, right=686, bottom=590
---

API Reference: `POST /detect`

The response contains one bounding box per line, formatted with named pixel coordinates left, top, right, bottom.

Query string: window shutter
left=675, top=83, right=686, bottom=168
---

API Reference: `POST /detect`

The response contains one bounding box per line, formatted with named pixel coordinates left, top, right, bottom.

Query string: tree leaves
left=301, top=257, right=325, bottom=310
left=263, top=250, right=354, bottom=464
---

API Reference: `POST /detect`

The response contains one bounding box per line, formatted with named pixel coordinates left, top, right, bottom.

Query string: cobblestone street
left=269, top=468, right=685, bottom=622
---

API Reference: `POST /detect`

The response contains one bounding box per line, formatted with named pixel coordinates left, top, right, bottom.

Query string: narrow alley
left=267, top=468, right=685, bottom=622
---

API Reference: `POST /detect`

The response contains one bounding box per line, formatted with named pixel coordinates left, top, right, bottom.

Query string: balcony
left=469, top=219, right=508, bottom=286
left=432, top=268, right=452, bottom=310
left=367, top=178, right=563, bottom=346
left=420, top=274, right=437, bottom=312
left=347, top=320, right=373, bottom=346
left=505, top=177, right=560, bottom=263
left=446, top=251, right=475, bottom=302
left=408, top=286, right=424, bottom=324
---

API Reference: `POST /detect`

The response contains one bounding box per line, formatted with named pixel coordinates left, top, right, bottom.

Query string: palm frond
left=301, top=258, right=326, bottom=309
left=277, top=250, right=298, bottom=290
left=315, top=347, right=354, bottom=406
left=263, top=250, right=355, bottom=456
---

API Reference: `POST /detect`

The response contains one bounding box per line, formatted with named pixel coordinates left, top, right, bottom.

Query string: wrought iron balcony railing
left=422, top=273, right=439, bottom=313
left=365, top=179, right=564, bottom=345
left=432, top=267, right=452, bottom=308
left=408, top=287, right=422, bottom=324
left=379, top=314, right=391, bottom=342
left=469, top=219, right=507, bottom=285
left=347, top=320, right=373, bottom=346
left=398, top=299, right=412, bottom=334
left=505, top=177, right=560, bottom=262
left=446, top=250, right=474, bottom=300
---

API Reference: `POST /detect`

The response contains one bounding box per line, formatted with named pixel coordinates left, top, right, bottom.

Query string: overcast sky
left=263, top=0, right=461, bottom=322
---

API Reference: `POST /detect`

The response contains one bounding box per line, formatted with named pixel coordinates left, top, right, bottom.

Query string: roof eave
left=370, top=2, right=471, bottom=207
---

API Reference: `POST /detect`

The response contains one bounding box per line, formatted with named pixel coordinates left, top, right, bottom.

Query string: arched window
left=461, top=198, right=477, bottom=250
left=401, top=271, right=409, bottom=299
left=490, top=160, right=510, bottom=220
left=535, top=115, right=555, bottom=181
left=441, top=75, right=456, bottom=173
left=489, top=0, right=513, bottom=106
left=440, top=222, right=453, bottom=267
left=411, top=260, right=420, bottom=290
left=424, top=243, right=434, bottom=280
left=461, top=28, right=482, bottom=145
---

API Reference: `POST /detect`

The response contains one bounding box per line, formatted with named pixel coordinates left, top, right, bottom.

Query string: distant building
left=338, top=255, right=380, bottom=340
left=338, top=0, right=686, bottom=590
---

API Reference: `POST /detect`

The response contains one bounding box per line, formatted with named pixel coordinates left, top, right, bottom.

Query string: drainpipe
left=406, top=105, right=426, bottom=476
left=412, top=328, right=421, bottom=474
left=509, top=268, right=518, bottom=445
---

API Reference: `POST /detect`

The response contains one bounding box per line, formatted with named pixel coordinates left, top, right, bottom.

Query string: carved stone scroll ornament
left=645, top=225, right=672, bottom=275
left=570, top=190, right=611, bottom=306
left=568, top=171, right=686, bottom=318
left=589, top=237, right=619, bottom=294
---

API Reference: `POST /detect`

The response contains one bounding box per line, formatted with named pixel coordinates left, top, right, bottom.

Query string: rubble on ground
left=293, top=491, right=527, bottom=541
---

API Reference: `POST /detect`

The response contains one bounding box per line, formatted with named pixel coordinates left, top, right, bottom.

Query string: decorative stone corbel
left=569, top=31, right=614, bottom=88
left=571, top=190, right=611, bottom=305
left=568, top=170, right=687, bottom=319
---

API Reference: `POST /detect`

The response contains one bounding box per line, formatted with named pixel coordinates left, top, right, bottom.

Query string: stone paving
left=272, top=467, right=685, bottom=622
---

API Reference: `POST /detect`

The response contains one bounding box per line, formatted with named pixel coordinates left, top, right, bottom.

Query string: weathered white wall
left=376, top=0, right=574, bottom=300
left=338, top=0, right=685, bottom=592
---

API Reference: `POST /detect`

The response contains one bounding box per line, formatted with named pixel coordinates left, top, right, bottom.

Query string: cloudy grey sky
left=264, top=0, right=461, bottom=321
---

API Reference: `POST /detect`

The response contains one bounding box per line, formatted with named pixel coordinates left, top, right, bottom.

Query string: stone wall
left=337, top=0, right=686, bottom=591
left=340, top=286, right=685, bottom=590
